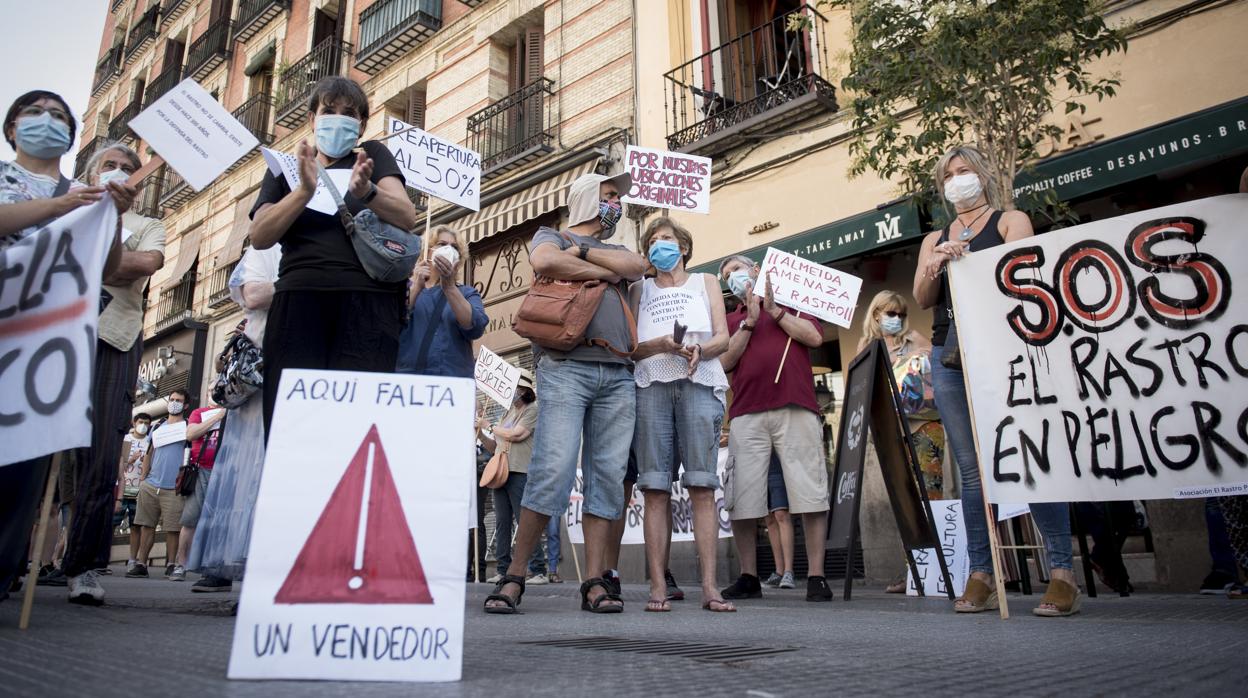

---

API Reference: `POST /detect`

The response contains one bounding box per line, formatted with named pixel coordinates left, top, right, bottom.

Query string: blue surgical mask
left=314, top=114, right=360, bottom=159
left=16, top=112, right=71, bottom=159
left=97, top=168, right=129, bottom=186
left=648, top=240, right=682, bottom=272
left=597, top=200, right=623, bottom=239
left=727, top=270, right=754, bottom=298
left=881, top=316, right=904, bottom=335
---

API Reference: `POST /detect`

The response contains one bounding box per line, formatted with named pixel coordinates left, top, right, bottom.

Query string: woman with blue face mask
left=247, top=76, right=418, bottom=436
left=628, top=216, right=734, bottom=613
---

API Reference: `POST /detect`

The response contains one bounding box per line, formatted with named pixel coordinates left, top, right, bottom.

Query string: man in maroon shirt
left=718, top=255, right=833, bottom=602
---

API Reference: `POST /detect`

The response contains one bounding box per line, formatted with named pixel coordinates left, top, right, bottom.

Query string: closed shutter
left=406, top=88, right=426, bottom=129
left=523, top=26, right=544, bottom=85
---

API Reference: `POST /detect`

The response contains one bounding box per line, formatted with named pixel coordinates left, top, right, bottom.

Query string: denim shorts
left=766, top=452, right=789, bottom=512
left=633, top=380, right=723, bottom=492
left=521, top=356, right=636, bottom=520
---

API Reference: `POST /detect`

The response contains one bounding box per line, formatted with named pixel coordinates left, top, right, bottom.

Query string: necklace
left=956, top=205, right=991, bottom=241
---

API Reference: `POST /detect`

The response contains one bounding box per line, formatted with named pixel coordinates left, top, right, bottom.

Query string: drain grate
left=520, top=636, right=799, bottom=663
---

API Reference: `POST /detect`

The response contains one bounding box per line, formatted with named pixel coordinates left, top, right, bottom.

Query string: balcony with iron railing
left=355, top=0, right=441, bottom=75
left=131, top=169, right=165, bottom=218
left=92, top=45, right=123, bottom=96
left=232, top=93, right=276, bottom=151
left=111, top=0, right=125, bottom=10
left=125, top=4, right=160, bottom=63
left=234, top=0, right=289, bottom=42
left=406, top=186, right=428, bottom=213
left=159, top=165, right=194, bottom=209
left=145, top=64, right=182, bottom=106
left=663, top=5, right=836, bottom=156
left=205, top=260, right=240, bottom=309
left=154, top=270, right=196, bottom=335
left=186, top=18, right=233, bottom=81
left=161, top=0, right=190, bottom=28
left=466, top=78, right=555, bottom=178
left=74, top=136, right=108, bottom=180
left=108, top=100, right=143, bottom=142
left=275, top=39, right=352, bottom=128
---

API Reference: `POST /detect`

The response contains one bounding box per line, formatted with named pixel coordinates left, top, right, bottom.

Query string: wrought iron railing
left=161, top=0, right=190, bottom=27
left=205, top=260, right=239, bottom=308
left=467, top=78, right=555, bottom=175
left=74, top=136, right=108, bottom=180
left=185, top=18, right=233, bottom=80
left=131, top=168, right=165, bottom=218
left=234, top=0, right=289, bottom=42
left=145, top=64, right=181, bottom=106
left=159, top=166, right=193, bottom=209
left=108, top=100, right=143, bottom=142
left=125, top=4, right=160, bottom=61
left=154, top=269, right=196, bottom=335
left=92, top=45, right=123, bottom=95
left=232, top=93, right=275, bottom=147
left=663, top=5, right=836, bottom=152
left=406, top=186, right=428, bottom=212
left=356, top=0, right=441, bottom=74
left=275, top=39, right=352, bottom=128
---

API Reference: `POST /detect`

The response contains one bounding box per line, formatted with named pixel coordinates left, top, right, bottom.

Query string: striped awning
left=161, top=223, right=203, bottom=290
left=455, top=159, right=599, bottom=245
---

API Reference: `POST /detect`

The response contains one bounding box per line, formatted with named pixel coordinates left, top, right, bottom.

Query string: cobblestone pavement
left=2, top=568, right=1246, bottom=697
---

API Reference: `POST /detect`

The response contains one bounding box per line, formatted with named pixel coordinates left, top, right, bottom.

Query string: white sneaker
left=67, top=570, right=105, bottom=605
left=485, top=573, right=503, bottom=584
left=170, top=565, right=187, bottom=582
left=526, top=573, right=549, bottom=585
left=779, top=571, right=795, bottom=589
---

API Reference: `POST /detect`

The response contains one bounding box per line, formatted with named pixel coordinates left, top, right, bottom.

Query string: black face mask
left=518, top=389, right=535, bottom=404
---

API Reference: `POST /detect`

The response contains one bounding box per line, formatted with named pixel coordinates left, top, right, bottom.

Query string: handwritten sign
left=473, top=346, right=520, bottom=409
left=949, top=194, right=1248, bottom=503
left=0, top=199, right=116, bottom=467
left=386, top=118, right=480, bottom=212
left=260, top=147, right=352, bottom=216
left=907, top=500, right=969, bottom=597
left=636, top=284, right=711, bottom=343
left=620, top=145, right=711, bottom=214
left=230, top=369, right=473, bottom=683
left=129, top=78, right=259, bottom=191
left=760, top=247, right=863, bottom=328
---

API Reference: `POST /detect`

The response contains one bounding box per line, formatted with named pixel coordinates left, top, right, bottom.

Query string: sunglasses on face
left=882, top=310, right=907, bottom=319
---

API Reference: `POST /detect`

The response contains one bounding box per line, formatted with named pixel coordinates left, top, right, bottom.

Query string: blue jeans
left=932, top=341, right=1073, bottom=574
left=522, top=356, right=636, bottom=520
left=493, top=473, right=542, bottom=575
left=634, top=380, right=723, bottom=492
left=545, top=516, right=561, bottom=573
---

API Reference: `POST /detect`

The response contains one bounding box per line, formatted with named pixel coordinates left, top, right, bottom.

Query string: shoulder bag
left=210, top=320, right=264, bottom=408
left=318, top=163, right=421, bottom=284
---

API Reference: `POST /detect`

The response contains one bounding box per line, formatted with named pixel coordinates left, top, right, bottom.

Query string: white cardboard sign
left=473, top=346, right=520, bottom=409
left=229, top=369, right=473, bottom=683
left=636, top=284, right=712, bottom=343
left=0, top=199, right=116, bottom=467
left=621, top=145, right=711, bottom=214
left=949, top=194, right=1248, bottom=504
left=907, top=500, right=969, bottom=597
left=129, top=78, right=259, bottom=191
left=386, top=118, right=481, bottom=212
left=260, top=147, right=352, bottom=216
left=760, top=247, right=863, bottom=328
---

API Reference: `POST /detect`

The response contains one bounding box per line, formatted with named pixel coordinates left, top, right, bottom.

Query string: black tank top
left=931, top=210, right=1005, bottom=347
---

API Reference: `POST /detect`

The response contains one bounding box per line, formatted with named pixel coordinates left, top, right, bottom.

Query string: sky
left=0, top=0, right=108, bottom=170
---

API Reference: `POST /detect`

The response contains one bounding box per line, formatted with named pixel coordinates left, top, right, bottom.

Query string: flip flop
left=702, top=598, right=736, bottom=612
left=645, top=598, right=671, bottom=612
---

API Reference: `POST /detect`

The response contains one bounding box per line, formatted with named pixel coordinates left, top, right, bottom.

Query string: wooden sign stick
left=565, top=514, right=583, bottom=584
left=19, top=453, right=62, bottom=630
left=773, top=311, right=803, bottom=384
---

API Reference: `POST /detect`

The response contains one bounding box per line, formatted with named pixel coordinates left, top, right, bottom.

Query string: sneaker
left=485, top=573, right=503, bottom=584
left=779, top=571, right=796, bottom=589
left=67, top=570, right=105, bottom=605
left=191, top=576, right=232, bottom=593
left=37, top=567, right=67, bottom=587
left=170, top=565, right=186, bottom=582
left=526, top=573, right=549, bottom=585
left=164, top=564, right=175, bottom=579
left=806, top=575, right=833, bottom=602
left=603, top=569, right=622, bottom=596
left=1199, top=571, right=1235, bottom=595
left=763, top=573, right=783, bottom=587
left=125, top=562, right=149, bottom=578
left=94, top=567, right=113, bottom=575
left=664, top=569, right=685, bottom=601
left=721, top=573, right=763, bottom=600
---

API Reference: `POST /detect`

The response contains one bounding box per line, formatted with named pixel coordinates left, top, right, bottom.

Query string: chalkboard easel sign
left=828, top=339, right=954, bottom=601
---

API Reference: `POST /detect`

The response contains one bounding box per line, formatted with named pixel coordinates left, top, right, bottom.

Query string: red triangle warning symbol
left=275, top=425, right=434, bottom=605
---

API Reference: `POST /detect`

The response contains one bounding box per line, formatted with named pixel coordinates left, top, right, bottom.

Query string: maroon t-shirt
left=726, top=306, right=822, bottom=420
left=188, top=407, right=222, bottom=470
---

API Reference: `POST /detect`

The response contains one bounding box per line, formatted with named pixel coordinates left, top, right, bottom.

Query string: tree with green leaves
left=805, top=0, right=1127, bottom=215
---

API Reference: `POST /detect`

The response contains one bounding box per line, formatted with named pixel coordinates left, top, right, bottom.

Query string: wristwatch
left=578, top=243, right=590, bottom=261
left=361, top=182, right=378, bottom=203
left=739, top=319, right=756, bottom=333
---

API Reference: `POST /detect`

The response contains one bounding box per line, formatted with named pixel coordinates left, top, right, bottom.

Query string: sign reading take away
left=760, top=247, right=864, bottom=328
left=386, top=118, right=480, bottom=211
left=620, top=145, right=712, bottom=214
left=473, top=346, right=520, bottom=409
left=129, top=78, right=259, bottom=191
left=230, top=369, right=473, bottom=683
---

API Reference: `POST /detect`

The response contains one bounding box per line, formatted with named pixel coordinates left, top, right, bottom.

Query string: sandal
left=483, top=574, right=526, bottom=615
left=702, top=598, right=736, bottom=612
left=1033, top=578, right=1082, bottom=617
left=954, top=576, right=998, bottom=613
left=548, top=573, right=564, bottom=584
left=580, top=577, right=623, bottom=614
left=645, top=598, right=671, bottom=612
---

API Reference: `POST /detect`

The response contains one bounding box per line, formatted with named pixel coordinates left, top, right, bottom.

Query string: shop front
left=132, top=321, right=208, bottom=419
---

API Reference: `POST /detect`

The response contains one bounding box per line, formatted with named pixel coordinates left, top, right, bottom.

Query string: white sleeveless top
left=634, top=273, right=728, bottom=403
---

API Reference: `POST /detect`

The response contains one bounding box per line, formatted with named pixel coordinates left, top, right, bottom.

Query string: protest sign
left=636, top=284, right=712, bottom=343
left=474, top=346, right=520, bottom=409
left=908, top=500, right=970, bottom=597
left=760, top=247, right=863, bottom=328
left=129, top=78, right=259, bottom=191
left=230, top=369, right=473, bottom=683
left=0, top=199, right=116, bottom=467
left=566, top=448, right=732, bottom=545
left=949, top=194, right=1248, bottom=504
left=620, top=145, right=712, bottom=214
left=386, top=118, right=480, bottom=211
left=260, top=147, right=352, bottom=216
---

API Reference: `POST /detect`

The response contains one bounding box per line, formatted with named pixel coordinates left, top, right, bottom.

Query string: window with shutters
left=467, top=24, right=555, bottom=177
left=384, top=85, right=429, bottom=211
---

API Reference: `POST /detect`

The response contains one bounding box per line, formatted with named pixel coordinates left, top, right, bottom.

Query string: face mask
left=881, top=316, right=904, bottom=335
left=97, top=168, right=129, bottom=187
left=943, top=173, right=983, bottom=207
left=727, top=270, right=754, bottom=299
left=167, top=400, right=184, bottom=415
left=16, top=112, right=72, bottom=159
left=314, top=114, right=361, bottom=159
left=432, top=245, right=460, bottom=268
left=648, top=240, right=682, bottom=272
left=135, top=423, right=149, bottom=435
left=597, top=200, right=623, bottom=239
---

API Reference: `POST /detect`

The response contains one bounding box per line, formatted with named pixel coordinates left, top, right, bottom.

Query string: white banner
left=230, top=370, right=473, bottom=683
left=620, top=145, right=712, bottom=214
left=566, top=447, right=732, bottom=545
left=129, top=78, right=259, bottom=191
left=760, top=247, right=863, bottom=328
left=636, top=284, right=711, bottom=343
left=386, top=118, right=481, bottom=212
left=260, top=147, right=352, bottom=216
left=907, top=500, right=969, bottom=598
left=473, top=346, right=520, bottom=409
left=0, top=199, right=116, bottom=467
left=950, top=194, right=1248, bottom=503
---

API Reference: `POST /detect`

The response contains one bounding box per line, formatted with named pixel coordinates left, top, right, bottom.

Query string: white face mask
left=135, top=423, right=149, bottom=435
left=433, top=245, right=460, bottom=268
left=943, top=173, right=983, bottom=207
left=167, top=400, right=185, bottom=415
left=97, top=168, right=130, bottom=187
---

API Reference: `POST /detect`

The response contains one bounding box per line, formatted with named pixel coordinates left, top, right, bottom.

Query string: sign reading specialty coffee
left=949, top=194, right=1248, bottom=504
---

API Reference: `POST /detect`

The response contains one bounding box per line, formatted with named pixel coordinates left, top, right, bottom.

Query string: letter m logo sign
left=875, top=213, right=901, bottom=244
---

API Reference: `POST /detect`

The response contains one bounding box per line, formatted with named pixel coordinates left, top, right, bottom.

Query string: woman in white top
left=629, top=216, right=733, bottom=612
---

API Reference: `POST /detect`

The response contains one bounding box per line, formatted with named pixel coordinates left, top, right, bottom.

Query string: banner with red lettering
left=761, top=247, right=863, bottom=328
left=950, top=194, right=1248, bottom=503
left=0, top=199, right=116, bottom=467
left=621, top=145, right=711, bottom=214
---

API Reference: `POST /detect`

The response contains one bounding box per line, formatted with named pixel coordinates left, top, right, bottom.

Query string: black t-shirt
left=931, top=210, right=1004, bottom=346
left=250, top=140, right=406, bottom=293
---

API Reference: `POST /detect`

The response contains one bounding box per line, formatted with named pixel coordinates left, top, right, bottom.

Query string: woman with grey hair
left=913, top=144, right=1079, bottom=617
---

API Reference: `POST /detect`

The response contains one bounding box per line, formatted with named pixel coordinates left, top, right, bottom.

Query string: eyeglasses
left=19, top=105, right=70, bottom=124
left=882, top=310, right=907, bottom=319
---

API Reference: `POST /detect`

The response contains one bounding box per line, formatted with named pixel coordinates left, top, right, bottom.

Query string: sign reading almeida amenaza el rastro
left=761, top=247, right=864, bottom=329
left=950, top=194, right=1248, bottom=504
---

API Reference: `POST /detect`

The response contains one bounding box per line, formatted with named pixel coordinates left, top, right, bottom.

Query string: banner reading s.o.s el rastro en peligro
left=950, top=194, right=1248, bottom=504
